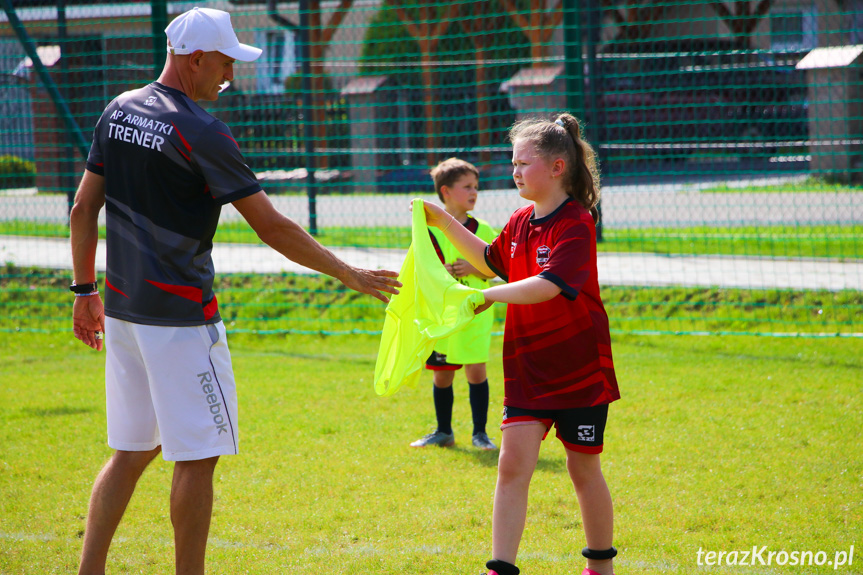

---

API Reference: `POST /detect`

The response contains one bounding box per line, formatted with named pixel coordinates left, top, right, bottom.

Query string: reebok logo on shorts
left=198, top=371, right=229, bottom=434
left=577, top=425, right=595, bottom=442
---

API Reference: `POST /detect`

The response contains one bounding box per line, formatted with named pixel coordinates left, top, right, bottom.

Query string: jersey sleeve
left=484, top=220, right=510, bottom=282
left=192, top=120, right=262, bottom=205
left=85, top=113, right=106, bottom=176
left=537, top=219, right=592, bottom=301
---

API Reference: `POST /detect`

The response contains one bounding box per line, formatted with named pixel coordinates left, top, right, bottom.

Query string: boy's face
left=441, top=173, right=479, bottom=213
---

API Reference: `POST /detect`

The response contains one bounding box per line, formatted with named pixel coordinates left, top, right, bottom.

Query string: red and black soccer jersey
left=485, top=199, right=620, bottom=410
left=86, top=82, right=262, bottom=326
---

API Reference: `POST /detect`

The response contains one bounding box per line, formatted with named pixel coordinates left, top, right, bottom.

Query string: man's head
left=163, top=7, right=261, bottom=101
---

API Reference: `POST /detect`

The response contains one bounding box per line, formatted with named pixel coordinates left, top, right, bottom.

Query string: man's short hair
left=430, top=158, right=479, bottom=201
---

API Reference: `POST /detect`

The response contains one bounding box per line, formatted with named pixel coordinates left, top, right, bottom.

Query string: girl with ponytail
left=419, top=113, right=620, bottom=575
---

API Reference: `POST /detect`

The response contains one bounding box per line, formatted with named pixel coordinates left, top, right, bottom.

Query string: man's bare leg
left=78, top=448, right=161, bottom=575
left=171, top=456, right=219, bottom=575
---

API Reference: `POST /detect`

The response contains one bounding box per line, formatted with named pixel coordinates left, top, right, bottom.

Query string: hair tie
left=555, top=118, right=565, bottom=128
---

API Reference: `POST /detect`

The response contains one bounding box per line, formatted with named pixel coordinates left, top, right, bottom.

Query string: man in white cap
left=70, top=7, right=399, bottom=574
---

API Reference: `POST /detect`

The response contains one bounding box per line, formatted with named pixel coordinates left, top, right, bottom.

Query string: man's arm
left=70, top=170, right=106, bottom=350
left=232, top=192, right=400, bottom=302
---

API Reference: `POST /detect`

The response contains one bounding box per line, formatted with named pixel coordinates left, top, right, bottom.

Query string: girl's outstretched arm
left=474, top=277, right=561, bottom=314
left=420, top=200, right=494, bottom=277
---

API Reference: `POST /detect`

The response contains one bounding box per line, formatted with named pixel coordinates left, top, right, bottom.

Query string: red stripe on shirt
left=217, top=131, right=239, bottom=147
left=105, top=279, right=129, bottom=298
left=145, top=279, right=203, bottom=302
left=203, top=296, right=218, bottom=321
left=172, top=123, right=192, bottom=152
left=173, top=142, right=191, bottom=162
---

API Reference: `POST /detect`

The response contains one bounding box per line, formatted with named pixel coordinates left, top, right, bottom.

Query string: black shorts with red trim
left=425, top=351, right=463, bottom=371
left=501, top=404, right=609, bottom=453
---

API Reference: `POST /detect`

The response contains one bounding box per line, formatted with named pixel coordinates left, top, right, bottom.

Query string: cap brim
left=220, top=43, right=263, bottom=62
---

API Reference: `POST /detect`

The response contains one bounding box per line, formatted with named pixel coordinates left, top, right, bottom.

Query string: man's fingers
left=370, top=291, right=391, bottom=304
left=374, top=269, right=400, bottom=279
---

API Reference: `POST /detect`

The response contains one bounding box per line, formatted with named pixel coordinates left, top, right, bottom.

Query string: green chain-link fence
left=1, top=0, right=861, bottom=336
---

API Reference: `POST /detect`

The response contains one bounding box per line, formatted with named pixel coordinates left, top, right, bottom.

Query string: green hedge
left=0, top=155, right=36, bottom=190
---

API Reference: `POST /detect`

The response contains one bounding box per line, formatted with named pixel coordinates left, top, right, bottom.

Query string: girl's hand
left=474, top=298, right=494, bottom=315
left=412, top=200, right=450, bottom=229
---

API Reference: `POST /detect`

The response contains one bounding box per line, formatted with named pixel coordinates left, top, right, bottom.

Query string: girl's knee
left=497, top=449, right=538, bottom=486
left=497, top=458, right=534, bottom=488
left=566, top=451, right=603, bottom=486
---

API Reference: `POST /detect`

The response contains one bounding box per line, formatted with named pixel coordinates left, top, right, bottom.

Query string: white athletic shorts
left=104, top=317, right=239, bottom=461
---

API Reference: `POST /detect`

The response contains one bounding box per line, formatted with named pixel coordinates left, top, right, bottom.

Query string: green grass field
left=698, top=177, right=862, bottom=194
left=3, top=267, right=862, bottom=337
left=0, top=331, right=860, bottom=574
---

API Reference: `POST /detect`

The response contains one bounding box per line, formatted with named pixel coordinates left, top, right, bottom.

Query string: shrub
left=0, top=155, right=36, bottom=189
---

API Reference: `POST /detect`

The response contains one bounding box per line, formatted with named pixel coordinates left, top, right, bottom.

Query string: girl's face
left=511, top=139, right=564, bottom=202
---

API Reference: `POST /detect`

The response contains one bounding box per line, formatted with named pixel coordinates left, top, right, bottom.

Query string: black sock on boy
left=433, top=385, right=454, bottom=435
left=469, top=379, right=489, bottom=435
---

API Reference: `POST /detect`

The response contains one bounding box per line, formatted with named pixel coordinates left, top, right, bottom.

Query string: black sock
left=486, top=559, right=519, bottom=575
left=469, top=379, right=489, bottom=435
left=433, top=385, right=453, bottom=435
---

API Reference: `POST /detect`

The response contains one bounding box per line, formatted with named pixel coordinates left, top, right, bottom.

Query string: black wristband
left=70, top=282, right=98, bottom=294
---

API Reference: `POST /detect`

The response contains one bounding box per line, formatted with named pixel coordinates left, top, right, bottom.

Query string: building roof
left=340, top=75, right=388, bottom=96
left=796, top=45, right=863, bottom=70
left=500, top=64, right=564, bottom=92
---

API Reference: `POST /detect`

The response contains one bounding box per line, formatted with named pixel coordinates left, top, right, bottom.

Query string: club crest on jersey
left=510, top=241, right=517, bottom=258
left=536, top=245, right=551, bottom=266
left=144, top=95, right=157, bottom=107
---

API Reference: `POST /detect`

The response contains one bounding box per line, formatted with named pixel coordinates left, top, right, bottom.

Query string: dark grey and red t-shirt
left=86, top=82, right=261, bottom=326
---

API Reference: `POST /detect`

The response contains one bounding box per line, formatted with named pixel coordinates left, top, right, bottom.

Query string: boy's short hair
left=430, top=158, right=479, bottom=201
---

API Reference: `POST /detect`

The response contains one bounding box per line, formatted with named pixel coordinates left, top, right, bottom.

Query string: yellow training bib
left=374, top=199, right=485, bottom=396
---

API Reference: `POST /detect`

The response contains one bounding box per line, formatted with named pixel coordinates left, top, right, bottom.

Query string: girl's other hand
left=411, top=200, right=449, bottom=229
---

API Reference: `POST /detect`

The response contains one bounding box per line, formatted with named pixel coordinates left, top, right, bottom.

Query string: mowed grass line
left=1, top=332, right=860, bottom=574
left=1, top=220, right=861, bottom=259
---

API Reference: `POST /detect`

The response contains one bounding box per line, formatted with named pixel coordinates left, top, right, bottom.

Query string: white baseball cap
left=165, top=7, right=262, bottom=62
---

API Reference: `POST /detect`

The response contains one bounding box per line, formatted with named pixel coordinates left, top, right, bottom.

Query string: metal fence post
left=151, top=0, right=167, bottom=76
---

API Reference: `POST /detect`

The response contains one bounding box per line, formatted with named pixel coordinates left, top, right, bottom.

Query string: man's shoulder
left=114, top=83, right=221, bottom=129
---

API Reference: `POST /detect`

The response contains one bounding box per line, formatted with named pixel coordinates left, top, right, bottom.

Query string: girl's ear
left=551, top=157, right=566, bottom=178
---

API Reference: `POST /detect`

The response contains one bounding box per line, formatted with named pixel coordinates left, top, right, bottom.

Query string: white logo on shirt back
left=510, top=241, right=517, bottom=258
left=144, top=95, right=157, bottom=106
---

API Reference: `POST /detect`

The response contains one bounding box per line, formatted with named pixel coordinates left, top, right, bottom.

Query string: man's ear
left=189, top=50, right=205, bottom=70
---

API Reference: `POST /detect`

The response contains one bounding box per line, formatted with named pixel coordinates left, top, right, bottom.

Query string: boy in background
left=410, top=158, right=498, bottom=450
